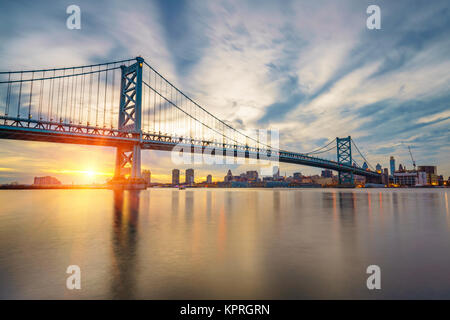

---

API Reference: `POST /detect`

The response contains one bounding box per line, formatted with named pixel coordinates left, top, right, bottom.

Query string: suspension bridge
left=0, top=57, right=381, bottom=188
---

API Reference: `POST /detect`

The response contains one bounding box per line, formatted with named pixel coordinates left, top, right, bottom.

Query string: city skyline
left=0, top=0, right=449, bottom=184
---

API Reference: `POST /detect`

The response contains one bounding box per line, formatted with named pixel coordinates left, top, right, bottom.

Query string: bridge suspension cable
left=303, top=138, right=337, bottom=155
left=142, top=61, right=274, bottom=151
left=0, top=58, right=135, bottom=75
left=351, top=138, right=375, bottom=171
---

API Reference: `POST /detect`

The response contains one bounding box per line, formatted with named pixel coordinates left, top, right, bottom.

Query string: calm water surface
left=0, top=188, right=449, bottom=299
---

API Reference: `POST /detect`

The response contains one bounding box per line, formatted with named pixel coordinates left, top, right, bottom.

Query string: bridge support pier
left=109, top=57, right=145, bottom=189
left=131, top=144, right=141, bottom=180
left=337, top=136, right=354, bottom=186
left=111, top=144, right=144, bottom=189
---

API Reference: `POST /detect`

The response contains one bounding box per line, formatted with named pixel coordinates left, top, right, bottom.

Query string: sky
left=0, top=0, right=449, bottom=184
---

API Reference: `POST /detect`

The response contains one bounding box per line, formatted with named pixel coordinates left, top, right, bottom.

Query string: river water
left=0, top=188, right=449, bottom=299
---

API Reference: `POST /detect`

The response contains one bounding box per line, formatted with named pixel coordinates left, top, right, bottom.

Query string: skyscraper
left=186, top=168, right=194, bottom=185
left=390, top=156, right=396, bottom=176
left=273, top=166, right=280, bottom=179
left=206, top=174, right=212, bottom=184
left=172, top=169, right=180, bottom=185
left=224, top=169, right=233, bottom=182
left=376, top=163, right=382, bottom=173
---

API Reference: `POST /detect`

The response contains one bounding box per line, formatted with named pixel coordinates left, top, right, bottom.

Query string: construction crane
left=408, top=146, right=416, bottom=171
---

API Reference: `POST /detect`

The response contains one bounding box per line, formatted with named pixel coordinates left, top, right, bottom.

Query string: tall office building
left=186, top=168, right=194, bottom=185
left=390, top=156, right=396, bottom=176
left=382, top=168, right=389, bottom=185
left=273, top=166, right=280, bottom=179
left=206, top=174, right=212, bottom=184
left=172, top=169, right=180, bottom=185
left=224, top=169, right=233, bottom=182
left=376, top=163, right=382, bottom=173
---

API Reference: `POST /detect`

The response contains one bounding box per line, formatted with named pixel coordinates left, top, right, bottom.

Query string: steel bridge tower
left=337, top=136, right=354, bottom=185
left=113, top=57, right=144, bottom=184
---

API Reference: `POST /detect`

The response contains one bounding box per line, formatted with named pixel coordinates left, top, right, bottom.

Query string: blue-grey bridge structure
left=0, top=57, right=381, bottom=185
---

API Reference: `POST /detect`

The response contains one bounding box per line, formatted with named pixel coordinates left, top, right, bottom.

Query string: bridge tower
left=336, top=136, right=354, bottom=185
left=113, top=57, right=144, bottom=185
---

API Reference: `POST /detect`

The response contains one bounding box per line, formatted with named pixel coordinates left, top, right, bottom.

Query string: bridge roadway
left=0, top=116, right=381, bottom=179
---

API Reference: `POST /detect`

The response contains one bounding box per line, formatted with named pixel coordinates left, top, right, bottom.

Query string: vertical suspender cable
left=103, top=66, right=108, bottom=127
left=88, top=66, right=93, bottom=126
left=5, top=73, right=11, bottom=119
left=38, top=71, right=44, bottom=121
left=17, top=72, right=23, bottom=119
left=28, top=71, right=34, bottom=125
left=96, top=67, right=100, bottom=127
left=111, top=65, right=115, bottom=128
left=70, top=68, right=75, bottom=124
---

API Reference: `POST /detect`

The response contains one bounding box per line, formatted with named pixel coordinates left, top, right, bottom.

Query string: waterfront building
left=172, top=169, right=180, bottom=185
left=390, top=156, right=396, bottom=176
left=418, top=166, right=438, bottom=185
left=417, top=172, right=427, bottom=185
left=246, top=170, right=258, bottom=181
left=33, top=176, right=61, bottom=185
left=362, top=162, right=368, bottom=170
left=393, top=172, right=427, bottom=187
left=382, top=168, right=389, bottom=185
left=376, top=163, right=382, bottom=173
left=354, top=175, right=366, bottom=185
left=273, top=166, right=280, bottom=179
left=186, top=169, right=194, bottom=185
left=224, top=169, right=233, bottom=182
left=206, top=174, right=212, bottom=184
left=321, top=169, right=333, bottom=178
left=393, top=172, right=416, bottom=186
left=293, top=172, right=302, bottom=180
left=313, top=177, right=334, bottom=186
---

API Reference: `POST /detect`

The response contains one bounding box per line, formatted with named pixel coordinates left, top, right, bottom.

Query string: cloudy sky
left=0, top=0, right=449, bottom=183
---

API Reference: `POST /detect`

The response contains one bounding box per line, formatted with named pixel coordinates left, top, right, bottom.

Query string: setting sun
left=86, top=170, right=95, bottom=178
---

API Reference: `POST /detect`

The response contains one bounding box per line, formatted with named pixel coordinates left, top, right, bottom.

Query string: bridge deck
left=0, top=117, right=380, bottom=178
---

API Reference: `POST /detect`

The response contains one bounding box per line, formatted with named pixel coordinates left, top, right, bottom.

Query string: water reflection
left=110, top=190, right=140, bottom=299
left=0, top=188, right=449, bottom=299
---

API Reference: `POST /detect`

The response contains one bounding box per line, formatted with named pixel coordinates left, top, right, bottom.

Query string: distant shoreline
left=0, top=185, right=109, bottom=190
left=0, top=184, right=446, bottom=190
